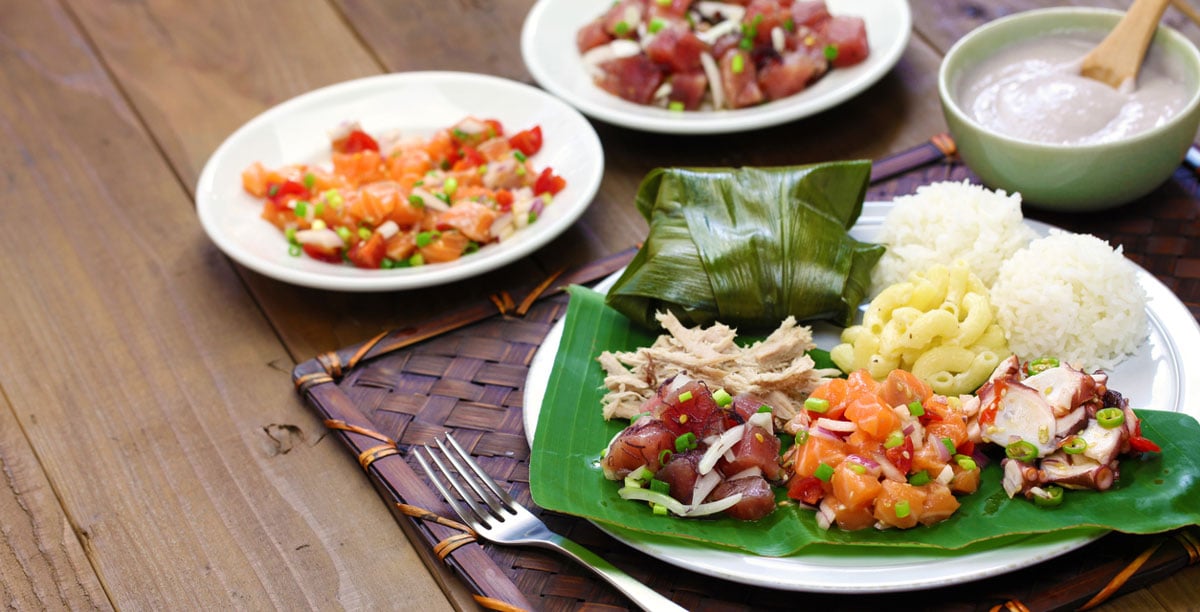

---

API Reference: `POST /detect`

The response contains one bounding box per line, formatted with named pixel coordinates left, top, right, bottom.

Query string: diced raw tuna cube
left=597, top=55, right=666, bottom=104
left=818, top=15, right=869, bottom=68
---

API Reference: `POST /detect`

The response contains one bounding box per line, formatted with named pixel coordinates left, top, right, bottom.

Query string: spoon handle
left=1080, top=0, right=1171, bottom=89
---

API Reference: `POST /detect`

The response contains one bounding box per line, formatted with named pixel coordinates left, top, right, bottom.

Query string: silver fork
left=414, top=434, right=687, bottom=612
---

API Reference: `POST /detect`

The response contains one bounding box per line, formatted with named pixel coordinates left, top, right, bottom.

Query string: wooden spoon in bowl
left=1080, top=0, right=1171, bottom=90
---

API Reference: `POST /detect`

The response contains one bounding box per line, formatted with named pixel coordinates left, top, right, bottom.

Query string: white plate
left=522, top=201, right=1200, bottom=593
left=195, top=72, right=604, bottom=292
left=521, top=0, right=912, bottom=134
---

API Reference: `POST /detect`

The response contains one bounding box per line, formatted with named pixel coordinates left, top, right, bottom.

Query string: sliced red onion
left=873, top=451, right=906, bottom=483
left=699, top=424, right=744, bottom=475
left=844, top=454, right=880, bottom=470
left=902, top=423, right=916, bottom=436
left=530, top=196, right=546, bottom=218
left=933, top=437, right=952, bottom=463
left=812, top=426, right=845, bottom=441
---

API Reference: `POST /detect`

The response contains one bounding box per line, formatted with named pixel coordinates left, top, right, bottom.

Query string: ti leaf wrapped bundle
left=606, top=161, right=885, bottom=331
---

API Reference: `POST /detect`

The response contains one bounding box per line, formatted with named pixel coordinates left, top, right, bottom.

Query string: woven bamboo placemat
left=294, top=140, right=1200, bottom=611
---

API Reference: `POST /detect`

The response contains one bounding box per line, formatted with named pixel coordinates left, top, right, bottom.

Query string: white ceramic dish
left=195, top=72, right=603, bottom=292
left=522, top=201, right=1200, bottom=593
left=520, top=0, right=912, bottom=134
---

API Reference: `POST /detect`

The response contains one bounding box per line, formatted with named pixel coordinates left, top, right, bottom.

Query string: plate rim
left=521, top=200, right=1200, bottom=592
left=194, top=70, right=604, bottom=292
left=520, top=0, right=913, bottom=134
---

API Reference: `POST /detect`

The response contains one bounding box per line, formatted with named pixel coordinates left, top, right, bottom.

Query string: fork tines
left=414, top=434, right=513, bottom=530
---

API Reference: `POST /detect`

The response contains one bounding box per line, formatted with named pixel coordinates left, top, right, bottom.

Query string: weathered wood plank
left=0, top=0, right=454, bottom=608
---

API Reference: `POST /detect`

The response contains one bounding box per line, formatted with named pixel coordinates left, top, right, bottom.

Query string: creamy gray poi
left=958, top=33, right=1190, bottom=145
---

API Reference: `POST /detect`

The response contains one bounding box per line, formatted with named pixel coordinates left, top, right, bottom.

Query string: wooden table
left=2, top=0, right=1197, bottom=609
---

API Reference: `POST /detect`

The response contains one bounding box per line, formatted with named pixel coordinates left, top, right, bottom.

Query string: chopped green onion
left=1063, top=436, right=1088, bottom=455
left=907, top=400, right=925, bottom=417
left=814, top=462, right=834, bottom=482
left=464, top=241, right=480, bottom=254
left=1005, top=439, right=1039, bottom=463
left=287, top=244, right=302, bottom=257
left=614, top=20, right=630, bottom=36
left=649, top=18, right=665, bottom=34
left=303, top=172, right=316, bottom=190
left=435, top=192, right=451, bottom=204
left=311, top=219, right=327, bottom=231
left=804, top=397, right=829, bottom=413
left=1026, top=357, right=1060, bottom=376
left=528, top=211, right=538, bottom=224
left=357, top=227, right=372, bottom=241
left=651, top=503, right=669, bottom=515
left=668, top=101, right=685, bottom=112
left=675, top=432, right=698, bottom=453
left=267, top=184, right=279, bottom=197
left=415, top=231, right=439, bottom=248
left=783, top=17, right=795, bottom=31
left=823, top=44, right=839, bottom=61
left=731, top=53, right=745, bottom=74
left=380, top=258, right=395, bottom=269
left=323, top=189, right=344, bottom=208
left=293, top=200, right=309, bottom=218
left=756, top=405, right=772, bottom=414
left=314, top=202, right=326, bottom=217
left=655, top=0, right=671, bottom=5
left=908, top=470, right=931, bottom=486
left=284, top=227, right=298, bottom=244
left=649, top=478, right=670, bottom=494
left=516, top=165, right=526, bottom=176
left=712, top=388, right=732, bottom=407
left=884, top=430, right=905, bottom=449
left=677, top=391, right=693, bottom=403
left=336, top=226, right=352, bottom=242
left=794, top=430, right=809, bottom=446
left=658, top=449, right=672, bottom=464
left=894, top=499, right=911, bottom=518
left=1033, top=485, right=1064, bottom=508
left=849, top=463, right=866, bottom=475
left=408, top=253, right=425, bottom=266
left=942, top=437, right=956, bottom=456
left=408, top=194, right=425, bottom=208
left=738, top=37, right=753, bottom=51
left=513, top=150, right=527, bottom=163
left=443, top=177, right=458, bottom=198
left=1097, top=407, right=1125, bottom=429
left=954, top=454, right=977, bottom=471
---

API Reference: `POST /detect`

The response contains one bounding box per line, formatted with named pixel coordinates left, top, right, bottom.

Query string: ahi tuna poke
left=576, top=0, right=871, bottom=110
left=240, top=117, right=566, bottom=269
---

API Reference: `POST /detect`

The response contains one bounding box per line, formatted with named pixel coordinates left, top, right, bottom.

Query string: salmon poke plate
left=520, top=0, right=911, bottom=133
left=195, top=72, right=603, bottom=291
left=522, top=163, right=1200, bottom=592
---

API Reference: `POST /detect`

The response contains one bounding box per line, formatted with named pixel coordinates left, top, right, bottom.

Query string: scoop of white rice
left=990, top=230, right=1147, bottom=370
left=870, top=181, right=1037, bottom=295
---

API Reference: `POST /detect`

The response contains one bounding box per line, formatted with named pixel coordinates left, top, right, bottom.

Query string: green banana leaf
left=605, top=161, right=885, bottom=332
left=528, top=286, right=1200, bottom=557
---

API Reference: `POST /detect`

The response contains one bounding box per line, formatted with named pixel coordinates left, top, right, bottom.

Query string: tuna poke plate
left=196, top=72, right=602, bottom=291
left=521, top=0, right=911, bottom=134
left=521, top=192, right=1200, bottom=593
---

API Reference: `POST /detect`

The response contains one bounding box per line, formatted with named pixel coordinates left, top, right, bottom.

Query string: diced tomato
left=451, top=145, right=487, bottom=171
left=346, top=232, right=386, bottom=269
left=884, top=435, right=914, bottom=474
left=483, top=118, right=504, bottom=138
left=302, top=243, right=343, bottom=264
left=495, top=189, right=514, bottom=211
left=787, top=474, right=824, bottom=505
left=267, top=179, right=309, bottom=208
left=333, top=129, right=380, bottom=154
left=508, top=126, right=543, bottom=157
left=533, top=167, right=566, bottom=195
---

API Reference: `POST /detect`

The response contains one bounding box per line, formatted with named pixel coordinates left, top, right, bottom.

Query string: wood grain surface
left=0, top=0, right=1196, bottom=609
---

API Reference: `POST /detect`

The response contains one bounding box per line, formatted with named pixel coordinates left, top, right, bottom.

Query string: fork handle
left=535, top=533, right=687, bottom=612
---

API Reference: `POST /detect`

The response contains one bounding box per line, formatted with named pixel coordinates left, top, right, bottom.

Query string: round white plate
left=195, top=72, right=603, bottom=292
left=522, top=201, right=1200, bottom=593
left=520, top=0, right=912, bottom=134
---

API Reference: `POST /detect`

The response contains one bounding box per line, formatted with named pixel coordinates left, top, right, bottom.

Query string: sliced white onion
left=771, top=26, right=785, bottom=54
left=699, top=52, right=724, bottom=109
left=581, top=39, right=642, bottom=75
left=725, top=467, right=762, bottom=481
left=294, top=227, right=344, bottom=250
left=618, top=486, right=742, bottom=517
left=652, top=81, right=673, bottom=102
left=664, top=373, right=694, bottom=396
left=696, top=18, right=739, bottom=45
left=490, top=212, right=514, bottom=240
left=698, top=424, right=745, bottom=474
left=936, top=464, right=955, bottom=485
left=684, top=493, right=743, bottom=517
left=747, top=410, right=773, bottom=433
left=695, top=2, right=746, bottom=23
left=873, top=451, right=906, bottom=483
left=410, top=187, right=449, bottom=212
left=691, top=470, right=723, bottom=505
left=815, top=417, right=856, bottom=433
left=815, top=497, right=837, bottom=530
left=376, top=220, right=399, bottom=240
